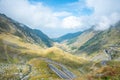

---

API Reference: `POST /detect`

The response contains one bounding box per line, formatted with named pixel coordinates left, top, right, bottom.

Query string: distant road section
left=48, top=64, right=73, bottom=80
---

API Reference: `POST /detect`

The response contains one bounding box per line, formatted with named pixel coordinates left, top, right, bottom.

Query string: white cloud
left=95, top=13, right=120, bottom=30
left=87, top=0, right=120, bottom=16
left=86, top=0, right=120, bottom=30
left=95, top=16, right=111, bottom=30
left=0, top=0, right=61, bottom=29
left=53, top=11, right=72, bottom=17
left=0, top=0, right=84, bottom=30
left=0, top=0, right=91, bottom=30
left=0, top=0, right=120, bottom=37
left=61, top=0, right=120, bottom=31
left=62, top=16, right=83, bottom=29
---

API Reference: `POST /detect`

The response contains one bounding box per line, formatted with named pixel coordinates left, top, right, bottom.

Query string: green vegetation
left=28, top=59, right=59, bottom=80
left=87, top=61, right=120, bottom=80
left=0, top=14, right=120, bottom=80
left=0, top=34, right=85, bottom=79
left=78, top=23, right=120, bottom=55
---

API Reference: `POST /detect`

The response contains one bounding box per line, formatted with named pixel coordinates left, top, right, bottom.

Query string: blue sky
left=0, top=0, right=120, bottom=38
left=29, top=0, right=79, bottom=6
left=29, top=0, right=93, bottom=15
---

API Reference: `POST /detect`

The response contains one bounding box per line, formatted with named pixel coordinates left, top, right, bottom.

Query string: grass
left=85, top=61, right=120, bottom=80
left=56, top=30, right=95, bottom=54
left=0, top=33, right=120, bottom=80
left=78, top=24, right=120, bottom=55
left=0, top=33, right=86, bottom=79
left=28, top=58, right=59, bottom=80
left=0, top=63, right=30, bottom=80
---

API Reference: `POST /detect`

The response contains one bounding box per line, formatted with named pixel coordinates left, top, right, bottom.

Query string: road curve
left=61, top=65, right=76, bottom=79
left=38, top=57, right=77, bottom=79
left=48, top=64, right=73, bottom=80
left=20, top=64, right=32, bottom=80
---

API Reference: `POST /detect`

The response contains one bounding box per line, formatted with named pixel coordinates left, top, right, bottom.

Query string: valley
left=0, top=13, right=120, bottom=80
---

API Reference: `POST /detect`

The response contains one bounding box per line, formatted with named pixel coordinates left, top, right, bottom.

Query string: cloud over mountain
left=86, top=0, right=120, bottom=30
left=0, top=0, right=120, bottom=37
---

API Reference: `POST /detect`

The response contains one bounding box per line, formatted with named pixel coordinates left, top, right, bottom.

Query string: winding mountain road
left=39, top=58, right=76, bottom=79
left=20, top=64, right=32, bottom=80
left=61, top=65, right=76, bottom=79
left=48, top=64, right=72, bottom=80
left=0, top=57, right=76, bottom=80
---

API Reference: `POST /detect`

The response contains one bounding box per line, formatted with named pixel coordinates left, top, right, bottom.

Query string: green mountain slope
left=0, top=13, right=120, bottom=80
left=0, top=13, right=53, bottom=47
left=53, top=31, right=82, bottom=42
left=0, top=14, right=86, bottom=80
left=54, top=23, right=120, bottom=80
left=78, top=22, right=120, bottom=55
left=54, top=27, right=97, bottom=53
left=55, top=22, right=120, bottom=58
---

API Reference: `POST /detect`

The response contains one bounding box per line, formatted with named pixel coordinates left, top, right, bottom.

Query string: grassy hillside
left=0, top=14, right=120, bottom=80
left=0, top=14, right=53, bottom=47
left=0, top=14, right=88, bottom=80
left=55, top=28, right=96, bottom=53
left=53, top=23, right=120, bottom=80
left=0, top=32, right=87, bottom=80
left=53, top=31, right=82, bottom=42
left=78, top=22, right=120, bottom=55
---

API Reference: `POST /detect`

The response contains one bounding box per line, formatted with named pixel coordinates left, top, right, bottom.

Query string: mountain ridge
left=0, top=13, right=53, bottom=47
left=77, top=21, right=120, bottom=55
left=0, top=13, right=120, bottom=80
left=53, top=31, right=83, bottom=42
left=54, top=21, right=120, bottom=59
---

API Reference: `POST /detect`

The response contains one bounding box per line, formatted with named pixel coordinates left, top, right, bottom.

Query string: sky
left=0, top=0, right=120, bottom=38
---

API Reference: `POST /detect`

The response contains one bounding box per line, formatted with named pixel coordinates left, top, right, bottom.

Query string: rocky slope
left=0, top=13, right=53, bottom=47
left=0, top=14, right=85, bottom=80
left=54, top=22, right=120, bottom=63
left=78, top=22, right=120, bottom=55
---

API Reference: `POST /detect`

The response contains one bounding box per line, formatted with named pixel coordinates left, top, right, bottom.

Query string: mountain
left=53, top=31, right=82, bottom=42
left=54, top=24, right=120, bottom=80
left=0, top=14, right=120, bottom=80
left=0, top=14, right=86, bottom=80
left=0, top=13, right=53, bottom=47
left=55, top=22, right=120, bottom=59
left=54, top=27, right=97, bottom=53
left=78, top=21, right=120, bottom=55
